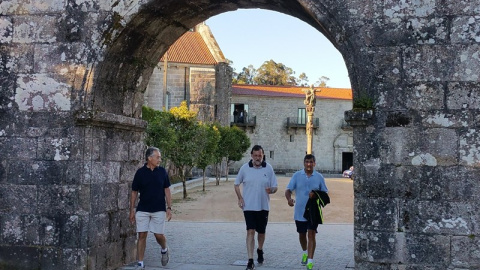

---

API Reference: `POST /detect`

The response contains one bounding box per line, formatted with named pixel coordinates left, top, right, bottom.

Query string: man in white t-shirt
left=234, top=145, right=278, bottom=270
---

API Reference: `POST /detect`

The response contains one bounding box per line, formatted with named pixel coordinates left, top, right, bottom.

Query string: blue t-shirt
left=286, top=169, right=328, bottom=221
left=132, top=164, right=171, bottom=212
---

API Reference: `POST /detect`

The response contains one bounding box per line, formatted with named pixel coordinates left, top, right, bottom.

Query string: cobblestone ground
left=119, top=221, right=354, bottom=270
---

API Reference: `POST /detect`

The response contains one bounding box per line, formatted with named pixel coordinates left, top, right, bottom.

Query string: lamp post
left=303, top=85, right=318, bottom=154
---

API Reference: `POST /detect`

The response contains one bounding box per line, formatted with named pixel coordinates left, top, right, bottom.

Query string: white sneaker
left=161, top=248, right=169, bottom=266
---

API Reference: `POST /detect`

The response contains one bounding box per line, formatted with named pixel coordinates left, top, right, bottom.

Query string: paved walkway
left=118, top=221, right=354, bottom=270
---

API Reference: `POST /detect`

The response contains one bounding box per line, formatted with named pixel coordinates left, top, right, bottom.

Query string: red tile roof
left=232, top=84, right=352, bottom=100
left=160, top=31, right=217, bottom=65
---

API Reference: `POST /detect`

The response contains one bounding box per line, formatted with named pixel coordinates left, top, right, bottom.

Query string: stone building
left=230, top=84, right=353, bottom=173
left=1, top=1, right=480, bottom=269
left=144, top=22, right=231, bottom=125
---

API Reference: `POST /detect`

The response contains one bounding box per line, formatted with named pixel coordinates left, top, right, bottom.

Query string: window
left=290, top=135, right=294, bottom=142
left=297, top=108, right=306, bottom=125
left=165, top=92, right=171, bottom=110
left=270, top=151, right=274, bottom=159
left=232, top=103, right=249, bottom=123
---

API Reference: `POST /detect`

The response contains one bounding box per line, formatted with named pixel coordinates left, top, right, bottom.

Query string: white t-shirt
left=234, top=162, right=278, bottom=211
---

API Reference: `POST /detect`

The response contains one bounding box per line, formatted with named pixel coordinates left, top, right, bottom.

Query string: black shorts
left=295, top=220, right=318, bottom=234
left=243, top=210, right=269, bottom=234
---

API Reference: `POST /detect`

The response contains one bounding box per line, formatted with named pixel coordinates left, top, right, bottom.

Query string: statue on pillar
left=303, top=85, right=318, bottom=154
left=304, top=84, right=317, bottom=108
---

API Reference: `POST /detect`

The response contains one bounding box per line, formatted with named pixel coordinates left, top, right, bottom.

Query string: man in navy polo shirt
left=129, top=147, right=172, bottom=269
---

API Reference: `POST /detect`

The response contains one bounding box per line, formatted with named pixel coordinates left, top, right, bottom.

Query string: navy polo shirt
left=132, top=164, right=171, bottom=212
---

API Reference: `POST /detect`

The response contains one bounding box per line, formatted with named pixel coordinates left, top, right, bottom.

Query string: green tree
left=298, top=72, right=309, bottom=86
left=196, top=123, right=220, bottom=191
left=254, top=59, right=296, bottom=86
left=143, top=102, right=204, bottom=199
left=212, top=125, right=227, bottom=185
left=143, top=106, right=176, bottom=162
left=214, top=126, right=250, bottom=183
left=168, top=101, right=203, bottom=198
left=315, top=76, right=330, bottom=87
left=234, top=65, right=257, bottom=84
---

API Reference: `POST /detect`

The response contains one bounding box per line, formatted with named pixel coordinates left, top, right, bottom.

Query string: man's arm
left=265, top=186, right=278, bottom=194
left=234, top=184, right=244, bottom=209
left=165, top=187, right=172, bottom=221
left=129, top=190, right=138, bottom=224
left=285, top=189, right=295, bottom=207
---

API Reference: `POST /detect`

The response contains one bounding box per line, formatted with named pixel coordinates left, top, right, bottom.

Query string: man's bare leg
left=137, top=232, right=148, bottom=261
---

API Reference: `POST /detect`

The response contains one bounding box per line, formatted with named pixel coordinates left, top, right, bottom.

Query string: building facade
left=230, top=85, right=353, bottom=174
left=144, top=23, right=231, bottom=126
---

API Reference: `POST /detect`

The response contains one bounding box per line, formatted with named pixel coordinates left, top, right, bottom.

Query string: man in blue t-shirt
left=235, top=145, right=278, bottom=270
left=285, top=154, right=328, bottom=270
left=129, top=147, right=172, bottom=269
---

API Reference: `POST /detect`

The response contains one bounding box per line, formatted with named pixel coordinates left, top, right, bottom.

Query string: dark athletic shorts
left=243, top=210, right=269, bottom=234
left=295, top=220, right=318, bottom=233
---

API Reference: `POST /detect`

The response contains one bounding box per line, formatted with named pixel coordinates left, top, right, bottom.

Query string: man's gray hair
left=145, top=147, right=160, bottom=161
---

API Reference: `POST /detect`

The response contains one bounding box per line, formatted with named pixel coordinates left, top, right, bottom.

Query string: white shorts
left=135, top=211, right=166, bottom=234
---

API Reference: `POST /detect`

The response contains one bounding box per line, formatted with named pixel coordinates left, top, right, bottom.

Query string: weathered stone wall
left=230, top=95, right=352, bottom=173
left=0, top=111, right=144, bottom=270
left=1, top=0, right=480, bottom=269
left=144, top=62, right=231, bottom=125
left=214, top=62, right=232, bottom=126
left=189, top=67, right=216, bottom=123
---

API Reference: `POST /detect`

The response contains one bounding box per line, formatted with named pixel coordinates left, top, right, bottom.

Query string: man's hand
left=287, top=198, right=295, bottom=207
left=166, top=209, right=172, bottom=221
left=265, top=187, right=277, bottom=194
left=129, top=210, right=135, bottom=225
left=238, top=198, right=245, bottom=209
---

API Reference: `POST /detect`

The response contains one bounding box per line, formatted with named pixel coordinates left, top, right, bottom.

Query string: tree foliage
left=315, top=76, right=330, bottom=87
left=196, top=123, right=220, bottom=191
left=143, top=102, right=250, bottom=197
left=233, top=65, right=257, bottom=84
left=298, top=72, right=309, bottom=86
left=143, top=102, right=202, bottom=199
left=254, top=59, right=297, bottom=86
left=214, top=125, right=250, bottom=183
left=232, top=59, right=330, bottom=87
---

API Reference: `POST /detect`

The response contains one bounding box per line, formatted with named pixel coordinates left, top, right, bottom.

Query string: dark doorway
left=342, top=152, right=353, bottom=171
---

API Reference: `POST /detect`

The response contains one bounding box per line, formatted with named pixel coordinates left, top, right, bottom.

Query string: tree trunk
left=181, top=167, right=187, bottom=199
left=225, top=161, right=229, bottom=182
left=202, top=169, right=206, bottom=192
left=215, top=163, right=220, bottom=185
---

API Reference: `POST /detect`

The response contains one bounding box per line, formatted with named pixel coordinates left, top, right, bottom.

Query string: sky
left=206, top=9, right=351, bottom=89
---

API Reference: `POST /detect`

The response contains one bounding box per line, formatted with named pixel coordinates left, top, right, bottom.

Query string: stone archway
left=1, top=1, right=480, bottom=269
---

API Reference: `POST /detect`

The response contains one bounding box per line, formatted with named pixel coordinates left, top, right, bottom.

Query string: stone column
left=306, top=105, right=314, bottom=154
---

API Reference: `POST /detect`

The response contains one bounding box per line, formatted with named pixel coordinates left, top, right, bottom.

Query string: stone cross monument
left=303, top=85, right=318, bottom=154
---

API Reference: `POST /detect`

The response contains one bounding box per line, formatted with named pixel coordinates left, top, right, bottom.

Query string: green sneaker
left=306, top=261, right=314, bottom=270
left=301, top=254, right=308, bottom=265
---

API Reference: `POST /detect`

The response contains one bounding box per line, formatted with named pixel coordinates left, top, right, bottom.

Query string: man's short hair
left=251, top=145, right=264, bottom=154
left=304, top=154, right=316, bottom=162
left=145, top=147, right=160, bottom=161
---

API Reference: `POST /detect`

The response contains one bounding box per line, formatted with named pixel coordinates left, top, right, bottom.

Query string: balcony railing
left=231, top=116, right=256, bottom=130
left=286, top=117, right=319, bottom=129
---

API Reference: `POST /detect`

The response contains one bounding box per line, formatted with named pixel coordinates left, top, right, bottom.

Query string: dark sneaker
left=134, top=262, right=145, bottom=270
left=161, top=248, right=169, bottom=266
left=246, top=259, right=255, bottom=270
left=257, top=248, right=264, bottom=264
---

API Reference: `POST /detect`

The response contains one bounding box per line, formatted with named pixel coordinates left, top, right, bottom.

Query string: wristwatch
left=167, top=207, right=172, bottom=210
